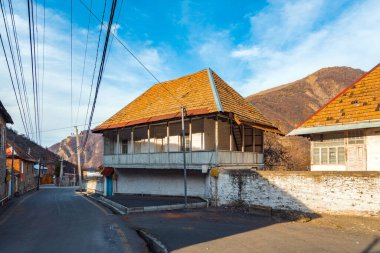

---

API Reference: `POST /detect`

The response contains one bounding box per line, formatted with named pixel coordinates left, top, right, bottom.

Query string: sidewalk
left=123, top=207, right=380, bottom=253
left=90, top=193, right=207, bottom=214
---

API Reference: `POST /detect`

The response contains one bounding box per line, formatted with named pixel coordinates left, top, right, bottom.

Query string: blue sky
left=1, top=0, right=380, bottom=146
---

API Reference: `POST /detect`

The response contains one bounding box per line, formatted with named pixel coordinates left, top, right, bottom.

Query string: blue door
left=106, top=176, right=113, bottom=196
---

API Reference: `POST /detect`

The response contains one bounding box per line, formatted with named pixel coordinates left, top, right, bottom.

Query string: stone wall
left=210, top=169, right=380, bottom=215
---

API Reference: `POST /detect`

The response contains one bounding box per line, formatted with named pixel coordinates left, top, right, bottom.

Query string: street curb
left=137, top=229, right=168, bottom=253
left=86, top=194, right=126, bottom=215
left=87, top=194, right=208, bottom=214
left=100, top=196, right=208, bottom=214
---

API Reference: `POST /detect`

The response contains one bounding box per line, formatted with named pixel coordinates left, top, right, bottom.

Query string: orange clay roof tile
left=94, top=69, right=279, bottom=133
left=296, top=63, right=380, bottom=129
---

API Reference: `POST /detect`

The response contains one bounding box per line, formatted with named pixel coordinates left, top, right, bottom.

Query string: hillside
left=247, top=66, right=365, bottom=170
left=248, top=67, right=365, bottom=133
left=49, top=131, right=103, bottom=169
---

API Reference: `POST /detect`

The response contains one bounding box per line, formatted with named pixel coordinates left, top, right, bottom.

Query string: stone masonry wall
left=210, top=169, right=380, bottom=215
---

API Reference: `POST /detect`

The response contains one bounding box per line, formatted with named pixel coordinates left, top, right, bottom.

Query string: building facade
left=0, top=101, right=13, bottom=201
left=289, top=63, right=380, bottom=171
left=6, top=144, right=37, bottom=194
left=94, top=69, right=281, bottom=197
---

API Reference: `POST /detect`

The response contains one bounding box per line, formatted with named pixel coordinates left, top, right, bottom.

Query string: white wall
left=84, top=178, right=104, bottom=194
left=311, top=165, right=346, bottom=171
left=211, top=169, right=380, bottom=215
left=366, top=128, right=380, bottom=171
left=115, top=169, right=207, bottom=197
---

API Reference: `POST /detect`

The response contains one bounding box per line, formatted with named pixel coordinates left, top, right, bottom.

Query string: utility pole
left=181, top=106, right=188, bottom=208
left=37, top=159, right=41, bottom=190
left=10, top=142, right=15, bottom=198
left=59, top=157, right=63, bottom=186
left=75, top=126, right=83, bottom=191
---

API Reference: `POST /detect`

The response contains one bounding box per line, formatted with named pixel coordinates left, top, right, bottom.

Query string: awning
left=101, top=167, right=114, bottom=177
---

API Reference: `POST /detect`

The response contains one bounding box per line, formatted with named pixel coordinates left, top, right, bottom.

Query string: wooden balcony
left=103, top=150, right=264, bottom=170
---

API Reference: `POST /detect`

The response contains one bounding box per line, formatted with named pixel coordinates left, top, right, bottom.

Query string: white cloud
left=0, top=1, right=177, bottom=147
left=188, top=0, right=380, bottom=95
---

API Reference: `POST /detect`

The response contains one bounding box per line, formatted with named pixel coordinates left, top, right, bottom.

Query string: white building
left=93, top=69, right=281, bottom=197
left=289, top=63, right=380, bottom=171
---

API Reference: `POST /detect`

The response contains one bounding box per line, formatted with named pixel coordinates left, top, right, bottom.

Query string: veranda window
left=312, top=133, right=345, bottom=165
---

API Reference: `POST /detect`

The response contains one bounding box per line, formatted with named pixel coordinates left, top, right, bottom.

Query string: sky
left=0, top=0, right=380, bottom=147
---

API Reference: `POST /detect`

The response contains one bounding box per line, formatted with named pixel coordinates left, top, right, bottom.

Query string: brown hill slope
left=248, top=67, right=365, bottom=133
left=247, top=66, right=365, bottom=170
left=49, top=131, right=103, bottom=169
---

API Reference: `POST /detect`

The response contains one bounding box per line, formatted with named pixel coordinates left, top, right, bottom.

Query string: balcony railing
left=103, top=151, right=264, bottom=169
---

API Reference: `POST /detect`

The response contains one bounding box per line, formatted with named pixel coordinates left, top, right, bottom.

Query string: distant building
left=289, top=63, right=380, bottom=171
left=6, top=129, right=59, bottom=187
left=94, top=69, right=281, bottom=197
left=0, top=100, right=13, bottom=200
left=6, top=143, right=37, bottom=193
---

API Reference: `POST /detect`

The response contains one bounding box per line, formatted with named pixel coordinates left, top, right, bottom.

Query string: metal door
left=106, top=176, right=113, bottom=196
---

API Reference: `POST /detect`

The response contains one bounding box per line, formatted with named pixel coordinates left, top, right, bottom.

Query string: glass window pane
left=329, top=148, right=336, bottom=164
left=313, top=148, right=320, bottom=164
left=321, top=148, right=328, bottom=164
left=338, top=147, right=345, bottom=164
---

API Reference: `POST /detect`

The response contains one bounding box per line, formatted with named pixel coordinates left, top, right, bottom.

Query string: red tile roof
left=94, top=69, right=281, bottom=134
left=294, top=63, right=380, bottom=130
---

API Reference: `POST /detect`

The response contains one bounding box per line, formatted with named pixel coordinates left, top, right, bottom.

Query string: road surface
left=0, top=186, right=148, bottom=253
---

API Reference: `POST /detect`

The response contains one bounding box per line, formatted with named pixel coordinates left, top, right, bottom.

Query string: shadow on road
left=361, top=237, right=380, bottom=253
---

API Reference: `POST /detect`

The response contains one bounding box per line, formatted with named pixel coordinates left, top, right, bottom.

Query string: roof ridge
left=294, top=62, right=380, bottom=130
left=153, top=68, right=209, bottom=87
left=207, top=68, right=223, bottom=112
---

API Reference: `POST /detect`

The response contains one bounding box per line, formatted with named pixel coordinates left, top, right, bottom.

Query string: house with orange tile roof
left=93, top=68, right=281, bottom=197
left=289, top=63, right=380, bottom=171
left=0, top=100, right=13, bottom=201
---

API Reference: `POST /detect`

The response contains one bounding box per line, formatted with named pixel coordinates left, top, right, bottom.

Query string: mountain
left=247, top=66, right=365, bottom=170
left=247, top=67, right=365, bottom=133
left=49, top=131, right=103, bottom=169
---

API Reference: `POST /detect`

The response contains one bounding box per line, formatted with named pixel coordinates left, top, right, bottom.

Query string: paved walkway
left=124, top=208, right=380, bottom=253
left=0, top=187, right=148, bottom=253
left=106, top=194, right=206, bottom=208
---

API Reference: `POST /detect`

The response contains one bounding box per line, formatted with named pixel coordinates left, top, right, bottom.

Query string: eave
left=288, top=119, right=380, bottom=136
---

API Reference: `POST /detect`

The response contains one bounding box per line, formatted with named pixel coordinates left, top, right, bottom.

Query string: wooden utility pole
left=75, top=126, right=83, bottom=191
left=10, top=143, right=15, bottom=197
left=59, top=157, right=64, bottom=186
left=37, top=159, right=41, bottom=190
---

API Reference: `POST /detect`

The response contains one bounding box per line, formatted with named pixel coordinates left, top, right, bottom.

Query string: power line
left=27, top=0, right=41, bottom=144
left=70, top=0, right=73, bottom=128
left=0, top=0, right=30, bottom=137
left=6, top=0, right=34, bottom=137
left=83, top=0, right=107, bottom=131
left=41, top=0, right=45, bottom=139
left=29, top=121, right=103, bottom=134
left=82, top=0, right=118, bottom=149
left=78, top=0, right=181, bottom=104
left=0, top=33, right=29, bottom=135
left=75, top=0, right=93, bottom=125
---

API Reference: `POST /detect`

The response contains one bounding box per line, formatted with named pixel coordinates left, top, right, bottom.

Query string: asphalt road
left=126, top=208, right=380, bottom=253
left=0, top=186, right=148, bottom=253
